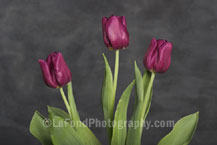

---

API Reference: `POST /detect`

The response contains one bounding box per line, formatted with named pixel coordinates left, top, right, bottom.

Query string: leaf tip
left=195, top=111, right=199, bottom=118
left=134, top=60, right=137, bottom=66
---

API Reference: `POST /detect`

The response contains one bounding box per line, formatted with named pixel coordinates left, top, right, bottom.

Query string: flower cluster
left=39, top=15, right=172, bottom=88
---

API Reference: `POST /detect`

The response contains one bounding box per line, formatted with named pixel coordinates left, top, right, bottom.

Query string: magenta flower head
left=143, top=38, right=173, bottom=73
left=38, top=52, right=72, bottom=88
left=102, top=15, right=129, bottom=50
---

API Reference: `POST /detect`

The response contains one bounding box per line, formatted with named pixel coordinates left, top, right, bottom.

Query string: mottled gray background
left=0, top=0, right=217, bottom=144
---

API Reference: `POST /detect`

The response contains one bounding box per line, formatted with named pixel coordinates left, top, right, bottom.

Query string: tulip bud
left=102, top=15, right=129, bottom=50
left=143, top=38, right=173, bottom=73
left=38, top=52, right=72, bottom=88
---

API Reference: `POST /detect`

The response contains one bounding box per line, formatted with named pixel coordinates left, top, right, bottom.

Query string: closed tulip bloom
left=38, top=52, right=72, bottom=88
left=143, top=38, right=173, bottom=73
left=102, top=15, right=129, bottom=50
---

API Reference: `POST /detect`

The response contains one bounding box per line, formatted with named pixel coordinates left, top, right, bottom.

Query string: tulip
left=143, top=38, right=173, bottom=73
left=102, top=15, right=129, bottom=50
left=38, top=52, right=72, bottom=88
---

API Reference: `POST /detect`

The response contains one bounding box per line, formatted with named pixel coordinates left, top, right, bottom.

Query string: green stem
left=60, top=88, right=72, bottom=118
left=111, top=50, right=119, bottom=144
left=143, top=71, right=155, bottom=116
left=67, top=82, right=80, bottom=122
left=113, top=50, right=119, bottom=98
left=107, top=50, right=119, bottom=144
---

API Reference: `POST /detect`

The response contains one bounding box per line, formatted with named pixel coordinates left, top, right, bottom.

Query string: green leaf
left=48, top=106, right=101, bottom=145
left=134, top=61, right=144, bottom=102
left=67, top=83, right=101, bottom=145
left=101, top=53, right=114, bottom=140
left=142, top=70, right=151, bottom=100
left=48, top=114, right=85, bottom=145
left=77, top=123, right=102, bottom=145
left=133, top=70, right=151, bottom=113
left=67, top=82, right=80, bottom=122
left=126, top=69, right=155, bottom=145
left=111, top=81, right=135, bottom=145
left=125, top=103, right=144, bottom=145
left=29, top=111, right=53, bottom=145
left=143, top=89, right=152, bottom=120
left=158, top=112, right=199, bottom=145
left=48, top=106, right=70, bottom=119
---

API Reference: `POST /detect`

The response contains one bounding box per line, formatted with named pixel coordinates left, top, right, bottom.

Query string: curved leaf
left=101, top=53, right=114, bottom=140
left=126, top=67, right=155, bottom=145
left=134, top=61, right=144, bottom=102
left=48, top=106, right=70, bottom=119
left=111, top=81, right=135, bottom=145
left=29, top=111, right=52, bottom=145
left=158, top=112, right=199, bottom=145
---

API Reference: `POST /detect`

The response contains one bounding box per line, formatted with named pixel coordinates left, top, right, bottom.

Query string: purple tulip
left=38, top=52, right=72, bottom=88
left=143, top=38, right=173, bottom=73
left=102, top=15, right=129, bottom=50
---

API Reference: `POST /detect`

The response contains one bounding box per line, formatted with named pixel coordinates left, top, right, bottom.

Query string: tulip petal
left=106, top=16, right=129, bottom=49
left=119, top=16, right=127, bottom=27
left=46, top=52, right=59, bottom=85
left=46, top=52, right=57, bottom=67
left=102, top=17, right=111, bottom=48
left=144, top=38, right=157, bottom=70
left=155, top=42, right=172, bottom=73
left=38, top=59, right=58, bottom=88
left=53, top=53, right=72, bottom=86
left=156, top=40, right=167, bottom=49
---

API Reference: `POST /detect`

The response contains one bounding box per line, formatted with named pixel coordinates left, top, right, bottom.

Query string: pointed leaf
left=158, top=112, right=199, bottom=145
left=134, top=61, right=144, bottom=102
left=111, top=81, right=135, bottom=145
left=29, top=111, right=53, bottom=145
left=126, top=70, right=155, bottom=145
left=67, top=82, right=80, bottom=122
left=101, top=53, right=114, bottom=140
left=48, top=106, right=70, bottom=119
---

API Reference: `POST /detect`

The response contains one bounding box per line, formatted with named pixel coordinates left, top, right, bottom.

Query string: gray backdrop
left=0, top=0, right=217, bottom=145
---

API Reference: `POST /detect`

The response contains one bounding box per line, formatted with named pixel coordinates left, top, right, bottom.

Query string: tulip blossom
left=38, top=52, right=72, bottom=88
left=102, top=15, right=129, bottom=50
left=143, top=38, right=173, bottom=73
